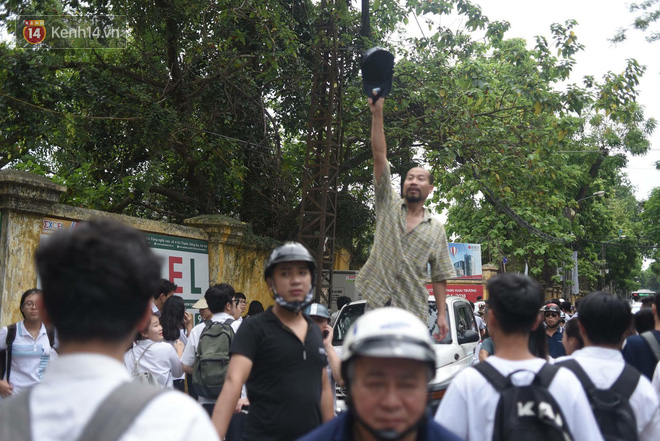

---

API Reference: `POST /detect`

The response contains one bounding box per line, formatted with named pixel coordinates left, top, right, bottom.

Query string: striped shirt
left=0, top=321, right=57, bottom=397
left=356, top=163, right=455, bottom=323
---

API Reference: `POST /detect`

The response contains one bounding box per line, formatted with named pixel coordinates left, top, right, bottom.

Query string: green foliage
left=0, top=0, right=651, bottom=293
left=612, top=0, right=660, bottom=43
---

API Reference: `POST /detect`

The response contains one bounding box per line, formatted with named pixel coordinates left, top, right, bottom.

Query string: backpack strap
left=75, top=382, right=163, bottom=441
left=4, top=323, right=17, bottom=381
left=534, top=362, right=561, bottom=388
left=132, top=342, right=156, bottom=375
left=474, top=362, right=508, bottom=392
left=555, top=359, right=597, bottom=392
left=46, top=327, right=56, bottom=350
left=0, top=385, right=34, bottom=441
left=609, top=364, right=641, bottom=400
left=641, top=331, right=660, bottom=362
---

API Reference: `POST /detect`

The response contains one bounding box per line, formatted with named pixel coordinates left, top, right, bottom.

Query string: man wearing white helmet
left=297, top=307, right=462, bottom=441
left=212, top=242, right=333, bottom=441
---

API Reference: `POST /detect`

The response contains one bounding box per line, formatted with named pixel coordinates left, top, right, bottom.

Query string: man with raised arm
left=357, top=95, right=455, bottom=340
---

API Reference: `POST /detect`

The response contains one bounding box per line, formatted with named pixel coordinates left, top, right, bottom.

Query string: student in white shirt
left=555, top=292, right=660, bottom=441
left=435, top=273, right=603, bottom=441
left=653, top=361, right=660, bottom=400
left=124, top=314, right=184, bottom=389
left=1, top=289, right=58, bottom=398
left=160, top=295, right=193, bottom=392
left=182, top=283, right=240, bottom=414
left=0, top=219, right=218, bottom=441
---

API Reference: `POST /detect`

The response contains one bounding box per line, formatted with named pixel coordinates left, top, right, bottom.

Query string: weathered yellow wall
left=0, top=170, right=353, bottom=325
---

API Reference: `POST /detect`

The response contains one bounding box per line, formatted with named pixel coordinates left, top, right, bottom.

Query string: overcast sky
left=443, top=0, right=660, bottom=200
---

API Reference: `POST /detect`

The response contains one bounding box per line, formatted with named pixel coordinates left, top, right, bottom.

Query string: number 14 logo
left=23, top=20, right=46, bottom=45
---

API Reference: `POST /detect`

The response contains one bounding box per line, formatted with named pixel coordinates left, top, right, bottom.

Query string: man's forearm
left=370, top=99, right=387, bottom=184
left=433, top=280, right=447, bottom=315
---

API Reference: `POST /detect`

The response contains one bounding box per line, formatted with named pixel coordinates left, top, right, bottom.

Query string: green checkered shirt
left=356, top=163, right=455, bottom=323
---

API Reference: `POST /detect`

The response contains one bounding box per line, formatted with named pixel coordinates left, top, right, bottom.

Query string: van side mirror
left=458, top=329, right=480, bottom=345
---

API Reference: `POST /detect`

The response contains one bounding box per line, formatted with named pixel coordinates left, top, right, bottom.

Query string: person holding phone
left=305, top=303, right=343, bottom=413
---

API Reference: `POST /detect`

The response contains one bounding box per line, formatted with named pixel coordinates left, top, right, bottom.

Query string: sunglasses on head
left=544, top=312, right=558, bottom=318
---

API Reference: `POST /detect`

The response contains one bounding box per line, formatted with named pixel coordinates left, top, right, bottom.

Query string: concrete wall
left=0, top=170, right=355, bottom=326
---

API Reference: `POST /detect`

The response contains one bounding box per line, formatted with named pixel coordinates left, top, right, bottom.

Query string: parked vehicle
left=331, top=295, right=480, bottom=414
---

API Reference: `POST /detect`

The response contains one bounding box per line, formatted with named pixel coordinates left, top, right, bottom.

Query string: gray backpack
left=0, top=382, right=162, bottom=441
left=192, top=319, right=235, bottom=399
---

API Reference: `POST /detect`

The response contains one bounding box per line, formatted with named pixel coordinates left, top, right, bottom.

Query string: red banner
left=426, top=284, right=484, bottom=303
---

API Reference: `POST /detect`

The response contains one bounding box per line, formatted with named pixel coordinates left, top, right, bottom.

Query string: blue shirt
left=546, top=327, right=566, bottom=359
left=295, top=411, right=463, bottom=441
left=622, top=330, right=660, bottom=380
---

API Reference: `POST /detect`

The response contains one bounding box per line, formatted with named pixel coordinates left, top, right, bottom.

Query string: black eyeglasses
left=544, top=312, right=558, bottom=318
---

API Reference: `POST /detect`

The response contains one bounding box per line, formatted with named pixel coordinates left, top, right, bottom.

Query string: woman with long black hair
left=159, top=295, right=192, bottom=392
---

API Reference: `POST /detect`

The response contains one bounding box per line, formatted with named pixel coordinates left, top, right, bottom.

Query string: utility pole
left=298, top=0, right=345, bottom=306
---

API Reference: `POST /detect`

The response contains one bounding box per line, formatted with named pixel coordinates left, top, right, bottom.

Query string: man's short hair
left=486, top=273, right=544, bottom=334
left=155, top=279, right=178, bottom=300
left=35, top=219, right=162, bottom=343
left=648, top=294, right=658, bottom=310
left=234, top=292, right=246, bottom=301
left=560, top=301, right=572, bottom=312
left=578, top=291, right=632, bottom=346
left=205, top=283, right=235, bottom=314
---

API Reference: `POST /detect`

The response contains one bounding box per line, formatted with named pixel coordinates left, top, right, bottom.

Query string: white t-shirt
left=124, top=340, right=183, bottom=389
left=653, top=361, right=660, bottom=401
left=181, top=312, right=241, bottom=404
left=28, top=353, right=218, bottom=441
left=0, top=322, right=58, bottom=397
left=435, top=355, right=604, bottom=441
left=556, top=347, right=660, bottom=441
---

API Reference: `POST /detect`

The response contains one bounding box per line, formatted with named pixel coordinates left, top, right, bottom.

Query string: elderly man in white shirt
left=0, top=220, right=218, bottom=441
left=556, top=291, right=660, bottom=441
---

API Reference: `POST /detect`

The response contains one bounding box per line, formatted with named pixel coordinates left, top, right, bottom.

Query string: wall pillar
left=0, top=170, right=65, bottom=325
left=481, top=264, right=499, bottom=300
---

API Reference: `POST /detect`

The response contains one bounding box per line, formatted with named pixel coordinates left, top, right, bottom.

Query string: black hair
left=19, top=288, right=42, bottom=320
left=35, top=219, right=162, bottom=343
left=528, top=318, right=549, bottom=360
left=649, top=294, right=658, bottom=310
left=136, top=313, right=159, bottom=341
left=336, top=296, right=352, bottom=310
left=247, top=300, right=264, bottom=316
left=563, top=318, right=584, bottom=350
left=560, top=302, right=572, bottom=312
left=633, top=308, right=655, bottom=335
left=578, top=291, right=632, bottom=346
left=234, top=292, right=246, bottom=301
left=486, top=273, right=544, bottom=334
left=205, top=283, right=235, bottom=314
left=155, top=279, right=178, bottom=300
left=160, top=295, right=186, bottom=341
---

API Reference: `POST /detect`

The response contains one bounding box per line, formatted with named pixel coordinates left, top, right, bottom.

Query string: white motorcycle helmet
left=341, top=307, right=437, bottom=441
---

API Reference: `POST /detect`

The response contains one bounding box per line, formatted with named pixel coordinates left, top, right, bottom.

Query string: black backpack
left=556, top=359, right=640, bottom=441
left=475, top=362, right=574, bottom=441
left=191, top=319, right=234, bottom=399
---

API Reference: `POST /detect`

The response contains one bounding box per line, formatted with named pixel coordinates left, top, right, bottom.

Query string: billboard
left=426, top=283, right=484, bottom=303
left=448, top=243, right=482, bottom=279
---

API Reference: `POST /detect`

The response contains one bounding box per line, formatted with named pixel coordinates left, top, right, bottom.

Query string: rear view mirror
left=458, top=329, right=480, bottom=345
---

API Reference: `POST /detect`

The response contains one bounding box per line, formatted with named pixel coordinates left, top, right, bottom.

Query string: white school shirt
left=556, top=346, right=660, bottom=441
left=0, top=322, right=58, bottom=397
left=181, top=312, right=241, bottom=404
left=124, top=340, right=183, bottom=389
left=28, top=353, right=218, bottom=441
left=435, top=355, right=604, bottom=441
left=653, top=361, right=660, bottom=400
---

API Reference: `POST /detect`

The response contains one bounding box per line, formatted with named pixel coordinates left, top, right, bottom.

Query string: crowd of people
left=1, top=95, right=659, bottom=441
